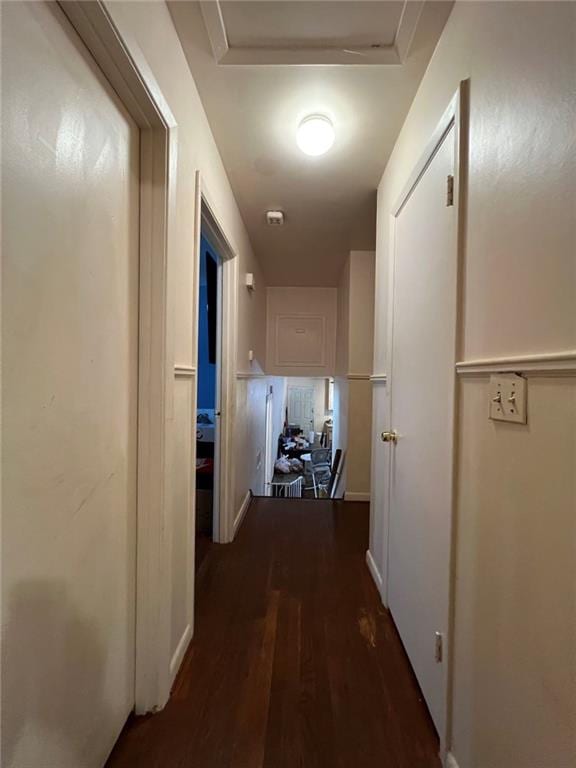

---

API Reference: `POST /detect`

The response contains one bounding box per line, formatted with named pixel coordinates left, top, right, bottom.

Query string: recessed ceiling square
left=220, top=1, right=405, bottom=49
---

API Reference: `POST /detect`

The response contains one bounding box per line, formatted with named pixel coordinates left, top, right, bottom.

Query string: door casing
left=55, top=0, right=179, bottom=714
left=382, top=82, right=468, bottom=759
left=264, top=387, right=274, bottom=495
left=194, top=174, right=239, bottom=545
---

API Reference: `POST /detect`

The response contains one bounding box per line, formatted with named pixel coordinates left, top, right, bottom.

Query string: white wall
left=234, top=377, right=268, bottom=507
left=266, top=287, right=337, bottom=377
left=371, top=3, right=576, bottom=766
left=100, top=0, right=268, bottom=687
left=334, top=251, right=375, bottom=499
left=348, top=251, right=376, bottom=375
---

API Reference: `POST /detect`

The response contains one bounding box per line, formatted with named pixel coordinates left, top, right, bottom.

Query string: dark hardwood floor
left=106, top=498, right=441, bottom=768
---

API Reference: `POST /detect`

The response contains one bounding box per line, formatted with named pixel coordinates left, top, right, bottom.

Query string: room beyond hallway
left=106, top=499, right=440, bottom=768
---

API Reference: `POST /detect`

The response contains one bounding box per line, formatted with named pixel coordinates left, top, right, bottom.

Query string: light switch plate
left=489, top=374, right=527, bottom=424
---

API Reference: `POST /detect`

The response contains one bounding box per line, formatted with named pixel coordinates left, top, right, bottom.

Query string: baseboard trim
left=344, top=492, right=370, bottom=502
left=233, top=491, right=252, bottom=536
left=366, top=549, right=383, bottom=596
left=444, top=752, right=460, bottom=768
left=169, top=622, right=192, bottom=678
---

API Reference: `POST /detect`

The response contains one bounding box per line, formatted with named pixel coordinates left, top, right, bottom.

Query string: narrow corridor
left=106, top=499, right=440, bottom=767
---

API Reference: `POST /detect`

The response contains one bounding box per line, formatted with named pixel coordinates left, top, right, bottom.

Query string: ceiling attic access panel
left=200, top=0, right=426, bottom=65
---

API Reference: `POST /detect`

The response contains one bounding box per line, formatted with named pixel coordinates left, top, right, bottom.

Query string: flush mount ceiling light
left=296, top=115, right=335, bottom=156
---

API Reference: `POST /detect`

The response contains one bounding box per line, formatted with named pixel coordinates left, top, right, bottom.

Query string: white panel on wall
left=266, top=287, right=337, bottom=376
left=275, top=315, right=326, bottom=367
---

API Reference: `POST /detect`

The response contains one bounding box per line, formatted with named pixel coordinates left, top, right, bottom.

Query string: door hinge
left=446, top=175, right=454, bottom=207
left=435, top=632, right=444, bottom=663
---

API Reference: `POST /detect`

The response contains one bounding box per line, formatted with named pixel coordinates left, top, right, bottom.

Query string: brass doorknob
left=381, top=430, right=399, bottom=443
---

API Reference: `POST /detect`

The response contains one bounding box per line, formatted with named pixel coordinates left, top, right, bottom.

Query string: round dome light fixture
left=296, top=115, right=335, bottom=156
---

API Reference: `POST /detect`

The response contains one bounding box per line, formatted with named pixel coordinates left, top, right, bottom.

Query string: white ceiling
left=169, top=1, right=453, bottom=286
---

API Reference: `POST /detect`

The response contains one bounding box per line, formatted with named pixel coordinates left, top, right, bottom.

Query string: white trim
left=236, top=371, right=267, bottom=380
left=195, top=176, right=239, bottom=545
left=393, top=91, right=461, bottom=216
left=456, top=350, right=576, bottom=376
left=394, top=0, right=425, bottom=62
left=444, top=752, right=460, bottom=768
left=233, top=491, right=252, bottom=537
left=199, top=0, right=422, bottom=66
left=346, top=373, right=371, bottom=381
left=370, top=373, right=388, bottom=383
left=58, top=0, right=178, bottom=714
left=198, top=0, right=229, bottom=62
left=366, top=550, right=384, bottom=599
left=174, top=364, right=196, bottom=378
left=384, top=81, right=469, bottom=754
left=345, top=492, right=371, bottom=502
left=169, top=623, right=192, bottom=678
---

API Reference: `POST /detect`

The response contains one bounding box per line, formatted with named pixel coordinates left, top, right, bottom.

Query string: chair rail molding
left=456, top=350, right=576, bottom=376
left=370, top=372, right=388, bottom=383
left=236, top=371, right=267, bottom=379
left=174, top=364, right=196, bottom=377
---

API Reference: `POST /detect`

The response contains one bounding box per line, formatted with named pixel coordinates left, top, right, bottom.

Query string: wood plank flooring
left=106, top=498, right=441, bottom=768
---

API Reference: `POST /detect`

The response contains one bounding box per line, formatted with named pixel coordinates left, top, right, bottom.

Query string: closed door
left=287, top=385, right=315, bottom=432
left=387, top=123, right=457, bottom=735
left=2, top=3, right=139, bottom=766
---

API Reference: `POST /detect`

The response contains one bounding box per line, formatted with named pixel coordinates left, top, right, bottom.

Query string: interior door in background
left=287, top=385, right=315, bottom=434
left=2, top=2, right=139, bottom=766
left=386, top=122, right=457, bottom=737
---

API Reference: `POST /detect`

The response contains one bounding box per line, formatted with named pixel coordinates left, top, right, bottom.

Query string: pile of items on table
left=271, top=426, right=341, bottom=499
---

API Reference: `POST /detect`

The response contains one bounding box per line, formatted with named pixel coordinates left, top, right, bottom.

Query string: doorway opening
left=195, top=233, right=222, bottom=571
left=263, top=376, right=342, bottom=499
left=193, top=183, right=239, bottom=552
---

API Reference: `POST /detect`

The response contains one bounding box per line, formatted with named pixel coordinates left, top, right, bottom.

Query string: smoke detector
left=266, top=210, right=284, bottom=226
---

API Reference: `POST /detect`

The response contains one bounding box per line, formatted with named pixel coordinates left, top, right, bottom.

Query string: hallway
left=106, top=499, right=440, bottom=767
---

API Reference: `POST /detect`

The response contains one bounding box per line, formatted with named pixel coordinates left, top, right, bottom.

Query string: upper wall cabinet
left=266, top=287, right=337, bottom=377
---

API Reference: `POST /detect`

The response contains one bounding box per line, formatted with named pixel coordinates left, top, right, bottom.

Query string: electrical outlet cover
left=489, top=374, right=527, bottom=424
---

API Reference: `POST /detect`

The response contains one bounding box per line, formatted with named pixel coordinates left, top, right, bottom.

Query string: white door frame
left=58, top=1, right=179, bottom=714
left=383, top=81, right=468, bottom=758
left=287, top=383, right=316, bottom=433
left=264, top=386, right=274, bottom=495
left=193, top=172, right=239, bottom=544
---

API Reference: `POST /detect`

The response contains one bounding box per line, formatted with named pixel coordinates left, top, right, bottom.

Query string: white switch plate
left=489, top=374, right=527, bottom=424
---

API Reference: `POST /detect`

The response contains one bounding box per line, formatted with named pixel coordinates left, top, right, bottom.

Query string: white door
left=287, top=385, right=315, bottom=433
left=2, top=3, right=139, bottom=766
left=386, top=122, right=457, bottom=736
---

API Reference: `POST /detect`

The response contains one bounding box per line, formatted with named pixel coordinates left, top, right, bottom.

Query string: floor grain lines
left=106, top=498, right=441, bottom=768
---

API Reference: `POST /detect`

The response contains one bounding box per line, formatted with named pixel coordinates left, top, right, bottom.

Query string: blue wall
left=197, top=235, right=218, bottom=409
